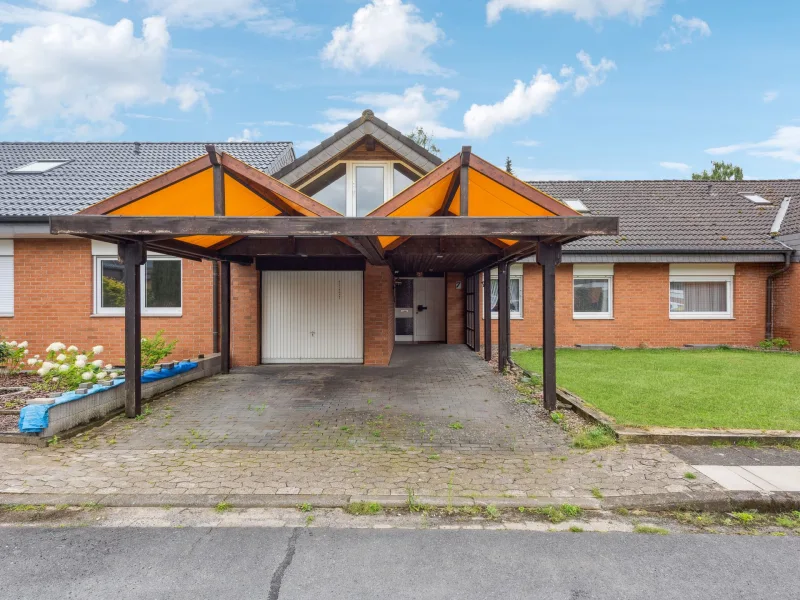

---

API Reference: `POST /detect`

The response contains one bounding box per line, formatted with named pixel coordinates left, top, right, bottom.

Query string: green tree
left=505, top=157, right=514, bottom=175
left=692, top=161, right=744, bottom=181
left=406, top=127, right=440, bottom=156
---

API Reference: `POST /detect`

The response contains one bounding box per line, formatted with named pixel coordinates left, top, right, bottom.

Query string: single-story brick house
left=1, top=111, right=798, bottom=379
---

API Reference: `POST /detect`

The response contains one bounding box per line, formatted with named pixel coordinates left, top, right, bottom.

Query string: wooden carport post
left=220, top=260, right=231, bottom=374
left=120, top=240, right=146, bottom=418
left=537, top=242, right=562, bottom=411
left=497, top=262, right=510, bottom=372
left=483, top=269, right=492, bottom=361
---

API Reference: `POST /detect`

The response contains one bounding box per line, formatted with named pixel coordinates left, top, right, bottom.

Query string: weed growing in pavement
left=731, top=511, right=756, bottom=524
left=485, top=504, right=500, bottom=519
left=345, top=502, right=382, bottom=515
left=305, top=515, right=315, bottom=526
left=737, top=439, right=761, bottom=449
left=569, top=526, right=584, bottom=533
left=448, top=422, right=463, bottom=430
left=710, top=440, right=731, bottom=448
left=297, top=503, right=313, bottom=513
left=407, top=488, right=423, bottom=512
left=634, top=525, right=669, bottom=535
left=214, top=501, right=232, bottom=513
left=81, top=502, right=103, bottom=511
left=573, top=425, right=617, bottom=450
left=550, top=412, right=564, bottom=424
left=591, top=488, right=604, bottom=499
left=46, top=435, right=60, bottom=448
left=684, top=472, right=697, bottom=480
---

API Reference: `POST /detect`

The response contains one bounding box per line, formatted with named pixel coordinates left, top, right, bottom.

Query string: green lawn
left=512, top=348, right=800, bottom=431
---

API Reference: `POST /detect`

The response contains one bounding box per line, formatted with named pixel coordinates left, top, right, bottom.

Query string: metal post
left=497, top=262, right=509, bottom=372
left=120, top=241, right=145, bottom=418
left=220, top=260, right=231, bottom=374
left=537, top=242, right=562, bottom=411
left=483, top=269, right=492, bottom=361
left=474, top=274, right=480, bottom=354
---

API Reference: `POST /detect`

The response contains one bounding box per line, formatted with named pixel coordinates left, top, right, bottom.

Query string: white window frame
left=668, top=264, right=734, bottom=320
left=300, top=160, right=423, bottom=217
left=0, top=240, right=13, bottom=317
left=573, top=264, right=613, bottom=320
left=490, top=264, right=523, bottom=320
left=93, top=254, right=183, bottom=317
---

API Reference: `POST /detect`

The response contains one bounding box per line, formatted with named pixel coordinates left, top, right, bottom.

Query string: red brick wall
left=0, top=238, right=214, bottom=364
left=446, top=272, right=465, bottom=344
left=774, top=263, right=800, bottom=348
left=230, top=262, right=260, bottom=367
left=363, top=264, right=394, bottom=365
left=481, top=262, right=774, bottom=348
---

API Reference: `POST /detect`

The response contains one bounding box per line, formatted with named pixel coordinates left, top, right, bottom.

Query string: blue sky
left=1, top=0, right=798, bottom=180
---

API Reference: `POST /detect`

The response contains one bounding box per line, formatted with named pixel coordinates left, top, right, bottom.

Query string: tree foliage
left=406, top=127, right=441, bottom=156
left=505, top=157, right=514, bottom=175
left=692, top=161, right=744, bottom=181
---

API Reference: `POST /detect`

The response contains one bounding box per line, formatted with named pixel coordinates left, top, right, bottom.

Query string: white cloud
left=33, top=0, right=94, bottom=11
left=763, top=90, right=779, bottom=103
left=706, top=125, right=800, bottom=163
left=294, top=140, right=321, bottom=153
left=559, top=65, right=574, bottom=78
left=571, top=50, right=615, bottom=95
left=514, top=139, right=540, bottom=147
left=321, top=0, right=446, bottom=75
left=659, top=161, right=690, bottom=171
left=312, top=84, right=462, bottom=139
left=246, top=17, right=320, bottom=39
left=657, top=15, right=711, bottom=51
left=486, top=0, right=662, bottom=24
left=463, top=71, right=562, bottom=138
left=263, top=120, right=295, bottom=126
left=227, top=128, right=261, bottom=142
left=0, top=9, right=207, bottom=136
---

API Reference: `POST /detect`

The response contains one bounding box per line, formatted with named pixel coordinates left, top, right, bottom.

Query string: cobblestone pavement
left=0, top=346, right=721, bottom=500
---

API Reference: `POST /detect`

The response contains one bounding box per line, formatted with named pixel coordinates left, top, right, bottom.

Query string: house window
left=92, top=242, right=182, bottom=316
left=299, top=161, right=421, bottom=216
left=489, top=264, right=523, bottom=319
left=669, top=264, right=734, bottom=319
left=0, top=240, right=13, bottom=317
left=573, top=264, right=613, bottom=319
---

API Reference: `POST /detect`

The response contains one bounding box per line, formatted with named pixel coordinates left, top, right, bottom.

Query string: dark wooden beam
left=365, top=136, right=376, bottom=151
left=459, top=146, right=471, bottom=216
left=220, top=153, right=341, bottom=217
left=79, top=155, right=212, bottom=215
left=497, top=262, right=510, bottom=373
left=368, top=154, right=461, bottom=217
left=387, top=236, right=502, bottom=256
left=205, top=144, right=219, bottom=166
left=220, top=261, right=231, bottom=375
left=346, top=236, right=386, bottom=265
left=474, top=273, right=481, bottom=354
left=51, top=216, right=619, bottom=239
left=219, top=237, right=360, bottom=257
left=224, top=170, right=300, bottom=216
left=438, top=170, right=460, bottom=216
left=537, top=242, right=562, bottom=411
left=483, top=269, right=492, bottom=362
left=255, top=256, right=366, bottom=271
left=119, top=241, right=146, bottom=418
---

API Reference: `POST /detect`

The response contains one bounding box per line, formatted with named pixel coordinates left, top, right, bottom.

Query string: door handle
left=417, top=305, right=427, bottom=312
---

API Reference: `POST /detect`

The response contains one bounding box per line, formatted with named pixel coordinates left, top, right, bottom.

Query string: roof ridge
left=0, top=141, right=293, bottom=145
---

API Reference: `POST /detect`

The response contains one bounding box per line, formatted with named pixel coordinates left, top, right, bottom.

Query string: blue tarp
left=18, top=361, right=197, bottom=433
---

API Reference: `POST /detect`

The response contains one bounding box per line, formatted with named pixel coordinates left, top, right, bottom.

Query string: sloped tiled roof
left=0, top=142, right=294, bottom=217
left=530, top=179, right=800, bottom=253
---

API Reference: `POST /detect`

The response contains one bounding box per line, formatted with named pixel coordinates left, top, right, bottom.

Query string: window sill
left=573, top=314, right=614, bottom=320
left=669, top=314, right=734, bottom=320
left=490, top=315, right=524, bottom=320
left=0, top=314, right=13, bottom=318
left=91, top=313, right=183, bottom=318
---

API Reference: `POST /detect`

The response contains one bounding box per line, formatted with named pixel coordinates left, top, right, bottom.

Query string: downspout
left=765, top=197, right=794, bottom=340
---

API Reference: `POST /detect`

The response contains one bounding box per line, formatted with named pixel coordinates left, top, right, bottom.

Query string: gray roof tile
left=0, top=142, right=294, bottom=217
left=530, top=179, right=800, bottom=253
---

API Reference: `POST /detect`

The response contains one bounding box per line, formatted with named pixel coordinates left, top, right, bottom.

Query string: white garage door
left=261, top=271, right=363, bottom=364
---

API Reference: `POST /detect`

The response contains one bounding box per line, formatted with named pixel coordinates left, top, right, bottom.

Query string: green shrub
left=758, top=339, right=774, bottom=350
left=573, top=425, right=617, bottom=449
left=141, top=330, right=178, bottom=369
left=773, top=338, right=790, bottom=350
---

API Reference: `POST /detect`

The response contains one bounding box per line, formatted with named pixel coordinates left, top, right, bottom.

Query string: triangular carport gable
left=367, top=148, right=580, bottom=249
left=78, top=150, right=341, bottom=250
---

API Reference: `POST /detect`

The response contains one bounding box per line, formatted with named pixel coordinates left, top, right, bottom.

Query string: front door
left=394, top=277, right=446, bottom=342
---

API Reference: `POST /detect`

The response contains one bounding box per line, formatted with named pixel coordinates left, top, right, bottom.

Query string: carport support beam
left=120, top=241, right=145, bottom=418
left=538, top=242, right=562, bottom=412
left=221, top=260, right=231, bottom=374
left=483, top=269, right=492, bottom=362
left=497, top=262, right=510, bottom=372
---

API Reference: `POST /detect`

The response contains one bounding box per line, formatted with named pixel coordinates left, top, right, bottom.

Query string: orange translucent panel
left=110, top=168, right=215, bottom=216
left=376, top=175, right=453, bottom=247
left=466, top=170, right=555, bottom=217
left=224, top=174, right=282, bottom=217
left=177, top=234, right=229, bottom=248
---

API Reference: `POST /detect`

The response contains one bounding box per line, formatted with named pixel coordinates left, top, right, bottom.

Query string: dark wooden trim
left=368, top=153, right=461, bottom=216
left=459, top=146, right=471, bottom=216
left=220, top=261, right=231, bottom=375
left=483, top=269, right=492, bottom=362
left=120, top=241, right=145, bottom=418
left=219, top=237, right=360, bottom=257
left=346, top=236, right=387, bottom=265
left=51, top=216, right=619, bottom=238
left=438, top=170, right=461, bottom=215
left=497, top=262, right=509, bottom=372
left=365, top=136, right=376, bottom=151
left=537, top=242, right=562, bottom=411
left=205, top=144, right=219, bottom=167
left=220, top=153, right=341, bottom=217
left=224, top=170, right=299, bottom=216
left=468, top=154, right=582, bottom=217
left=255, top=256, right=366, bottom=271
left=383, top=236, right=410, bottom=251
left=79, top=155, right=212, bottom=215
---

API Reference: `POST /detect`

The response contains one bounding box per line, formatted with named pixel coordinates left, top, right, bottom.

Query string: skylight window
left=8, top=160, right=69, bottom=174
left=565, top=199, right=590, bottom=213
left=741, top=193, right=770, bottom=204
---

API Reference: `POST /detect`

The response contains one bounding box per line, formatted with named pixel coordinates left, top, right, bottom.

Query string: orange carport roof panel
left=110, top=167, right=215, bottom=217
left=375, top=173, right=454, bottom=247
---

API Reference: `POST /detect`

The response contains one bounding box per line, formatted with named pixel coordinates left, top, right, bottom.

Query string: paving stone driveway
left=0, top=346, right=721, bottom=500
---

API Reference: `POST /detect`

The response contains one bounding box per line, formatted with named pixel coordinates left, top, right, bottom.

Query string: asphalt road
left=2, top=527, right=798, bottom=599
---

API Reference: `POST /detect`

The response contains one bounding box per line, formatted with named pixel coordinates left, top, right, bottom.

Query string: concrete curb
left=2, top=491, right=797, bottom=513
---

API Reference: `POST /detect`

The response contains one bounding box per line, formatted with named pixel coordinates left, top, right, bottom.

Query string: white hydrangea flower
left=51, top=377, right=59, bottom=383
left=109, top=372, right=118, bottom=379
left=23, top=349, right=29, bottom=355
left=39, top=364, right=53, bottom=375
left=58, top=364, right=70, bottom=372
left=46, top=342, right=65, bottom=352
left=92, top=345, right=104, bottom=354
left=75, top=359, right=87, bottom=369
left=81, top=371, right=94, bottom=381
left=34, top=354, right=39, bottom=359
left=76, top=354, right=87, bottom=362
left=105, top=364, right=113, bottom=370
left=42, top=361, right=54, bottom=370
left=27, top=358, right=37, bottom=366
left=96, top=372, right=106, bottom=380
left=36, top=367, right=44, bottom=376
left=9, top=341, right=17, bottom=347
left=91, top=359, right=104, bottom=368
left=67, top=346, right=78, bottom=353
left=18, top=341, right=28, bottom=349
left=56, top=353, right=66, bottom=362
